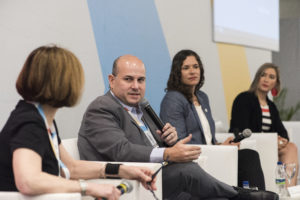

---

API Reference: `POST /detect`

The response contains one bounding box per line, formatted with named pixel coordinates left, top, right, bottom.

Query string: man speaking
left=77, top=55, right=277, bottom=200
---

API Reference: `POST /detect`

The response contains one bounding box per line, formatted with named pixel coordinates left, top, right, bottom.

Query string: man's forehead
left=118, top=55, right=143, bottom=65
left=118, top=63, right=146, bottom=76
left=121, top=72, right=146, bottom=79
left=119, top=59, right=144, bottom=69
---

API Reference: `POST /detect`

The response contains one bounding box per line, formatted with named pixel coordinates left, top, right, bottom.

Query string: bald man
left=78, top=55, right=278, bottom=200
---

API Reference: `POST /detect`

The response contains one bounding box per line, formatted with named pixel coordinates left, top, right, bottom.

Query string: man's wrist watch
left=78, top=179, right=87, bottom=196
left=105, top=163, right=122, bottom=176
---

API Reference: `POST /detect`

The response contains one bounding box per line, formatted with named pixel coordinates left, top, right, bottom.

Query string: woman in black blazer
left=230, top=63, right=299, bottom=186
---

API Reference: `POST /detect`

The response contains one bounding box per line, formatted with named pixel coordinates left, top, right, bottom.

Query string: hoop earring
left=271, top=88, right=278, bottom=97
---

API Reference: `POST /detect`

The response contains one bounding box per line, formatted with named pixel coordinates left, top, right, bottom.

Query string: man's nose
left=131, top=80, right=139, bottom=89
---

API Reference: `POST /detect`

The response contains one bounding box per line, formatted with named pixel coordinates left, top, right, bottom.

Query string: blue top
left=160, top=90, right=216, bottom=144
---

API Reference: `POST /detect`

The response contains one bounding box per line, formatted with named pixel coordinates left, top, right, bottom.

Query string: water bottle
left=242, top=181, right=250, bottom=189
left=275, top=161, right=286, bottom=197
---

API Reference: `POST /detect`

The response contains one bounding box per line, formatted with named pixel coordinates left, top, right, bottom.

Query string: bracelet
left=105, top=163, right=122, bottom=176
left=78, top=179, right=87, bottom=196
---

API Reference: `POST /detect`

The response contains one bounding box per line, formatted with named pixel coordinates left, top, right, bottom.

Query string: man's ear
left=108, top=74, right=115, bottom=89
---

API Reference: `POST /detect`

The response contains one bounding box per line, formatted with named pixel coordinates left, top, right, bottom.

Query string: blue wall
left=87, top=0, right=171, bottom=112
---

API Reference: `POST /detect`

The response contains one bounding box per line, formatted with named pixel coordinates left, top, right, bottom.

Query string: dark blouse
left=0, top=100, right=61, bottom=191
left=229, top=91, right=288, bottom=140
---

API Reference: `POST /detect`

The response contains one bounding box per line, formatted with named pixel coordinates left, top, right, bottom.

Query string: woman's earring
left=271, top=88, right=278, bottom=97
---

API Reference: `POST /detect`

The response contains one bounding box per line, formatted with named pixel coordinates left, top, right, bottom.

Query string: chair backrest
left=190, top=144, right=238, bottom=186
left=215, top=133, right=258, bottom=150
left=216, top=132, right=278, bottom=192
left=282, top=121, right=300, bottom=142
left=62, top=138, right=80, bottom=160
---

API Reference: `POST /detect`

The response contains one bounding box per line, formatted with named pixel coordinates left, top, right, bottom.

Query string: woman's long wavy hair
left=166, top=49, right=205, bottom=102
left=248, top=62, right=281, bottom=94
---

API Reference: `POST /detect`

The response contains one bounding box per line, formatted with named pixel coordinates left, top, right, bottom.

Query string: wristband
left=78, top=179, right=87, bottom=196
left=105, top=163, right=122, bottom=176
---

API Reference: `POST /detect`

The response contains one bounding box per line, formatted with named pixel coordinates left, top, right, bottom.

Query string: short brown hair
left=16, top=45, right=84, bottom=108
left=248, top=62, right=281, bottom=94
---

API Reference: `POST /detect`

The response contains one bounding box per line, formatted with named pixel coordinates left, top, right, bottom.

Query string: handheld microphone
left=140, top=98, right=165, bottom=131
left=97, top=180, right=133, bottom=200
left=230, top=128, right=252, bottom=143
left=116, top=180, right=133, bottom=195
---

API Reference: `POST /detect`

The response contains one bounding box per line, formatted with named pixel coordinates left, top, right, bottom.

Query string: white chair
left=61, top=138, right=162, bottom=200
left=194, top=145, right=238, bottom=186
left=0, top=192, right=81, bottom=200
left=215, top=120, right=227, bottom=132
left=61, top=138, right=81, bottom=159
left=282, top=121, right=300, bottom=142
left=63, top=138, right=239, bottom=198
left=216, top=132, right=278, bottom=192
left=282, top=121, right=300, bottom=180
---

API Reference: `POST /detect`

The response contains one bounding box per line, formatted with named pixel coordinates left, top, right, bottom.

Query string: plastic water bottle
left=242, top=181, right=250, bottom=189
left=275, top=161, right=286, bottom=197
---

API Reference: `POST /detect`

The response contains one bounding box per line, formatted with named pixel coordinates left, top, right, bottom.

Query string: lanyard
left=36, top=104, right=70, bottom=179
left=125, top=107, right=158, bottom=147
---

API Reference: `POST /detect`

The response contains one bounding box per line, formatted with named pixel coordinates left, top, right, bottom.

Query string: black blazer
left=229, top=91, right=288, bottom=140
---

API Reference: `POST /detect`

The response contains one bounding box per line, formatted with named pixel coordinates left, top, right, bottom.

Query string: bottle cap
left=277, top=161, right=283, bottom=165
left=242, top=180, right=249, bottom=185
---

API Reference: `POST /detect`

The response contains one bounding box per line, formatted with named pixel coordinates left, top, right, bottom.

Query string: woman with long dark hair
left=160, top=49, right=265, bottom=189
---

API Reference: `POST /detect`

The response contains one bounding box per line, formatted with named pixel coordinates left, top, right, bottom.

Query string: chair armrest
left=87, top=161, right=162, bottom=200
left=0, top=192, right=81, bottom=200
left=61, top=137, right=162, bottom=199
left=248, top=133, right=278, bottom=192
left=188, top=144, right=238, bottom=186
left=0, top=162, right=162, bottom=200
left=216, top=132, right=278, bottom=192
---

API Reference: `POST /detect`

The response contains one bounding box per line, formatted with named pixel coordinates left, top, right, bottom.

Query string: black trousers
left=162, top=162, right=237, bottom=200
left=238, top=149, right=265, bottom=190
left=161, top=149, right=265, bottom=199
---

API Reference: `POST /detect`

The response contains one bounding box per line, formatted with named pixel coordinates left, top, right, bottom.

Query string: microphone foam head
left=242, top=128, right=252, bottom=138
left=121, top=180, right=133, bottom=193
left=140, top=98, right=149, bottom=108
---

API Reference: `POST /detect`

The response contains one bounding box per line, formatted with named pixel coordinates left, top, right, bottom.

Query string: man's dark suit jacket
left=77, top=91, right=238, bottom=200
left=78, top=91, right=164, bottom=162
